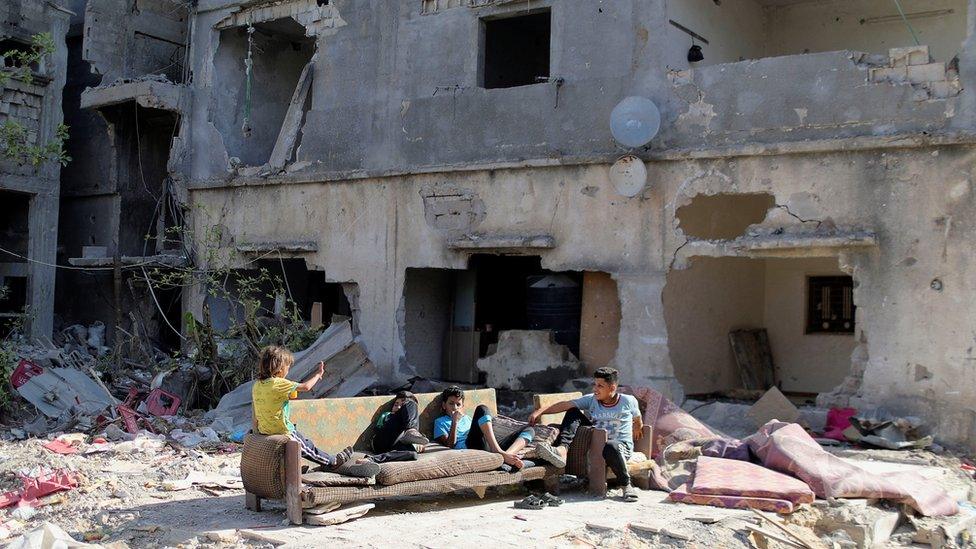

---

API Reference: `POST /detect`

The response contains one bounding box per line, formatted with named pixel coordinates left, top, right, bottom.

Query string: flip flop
left=514, top=494, right=546, bottom=510
left=539, top=492, right=564, bottom=507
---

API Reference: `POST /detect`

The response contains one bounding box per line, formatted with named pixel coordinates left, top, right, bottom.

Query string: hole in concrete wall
left=96, top=103, right=180, bottom=256
left=0, top=190, right=30, bottom=336
left=471, top=255, right=582, bottom=358
left=663, top=256, right=857, bottom=397
left=0, top=190, right=30, bottom=260
left=206, top=259, right=356, bottom=335
left=402, top=258, right=617, bottom=383
left=214, top=17, right=315, bottom=166
left=676, top=193, right=775, bottom=240
left=481, top=10, right=551, bottom=89
left=667, top=0, right=968, bottom=68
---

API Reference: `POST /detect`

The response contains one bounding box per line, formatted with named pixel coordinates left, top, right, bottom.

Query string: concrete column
left=612, top=271, right=684, bottom=402
left=27, top=192, right=58, bottom=340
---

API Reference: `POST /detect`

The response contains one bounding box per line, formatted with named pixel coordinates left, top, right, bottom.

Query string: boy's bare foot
left=534, top=442, right=567, bottom=468
left=502, top=452, right=524, bottom=469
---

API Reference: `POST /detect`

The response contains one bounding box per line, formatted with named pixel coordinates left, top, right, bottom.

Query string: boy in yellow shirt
left=251, top=345, right=379, bottom=478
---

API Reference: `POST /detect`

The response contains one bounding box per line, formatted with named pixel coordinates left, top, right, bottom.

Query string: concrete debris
left=747, top=386, right=800, bottom=428
left=5, top=521, right=95, bottom=549
left=849, top=409, right=934, bottom=450
left=475, top=330, right=582, bottom=391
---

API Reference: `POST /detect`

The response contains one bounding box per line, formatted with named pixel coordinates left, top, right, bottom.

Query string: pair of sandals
left=515, top=492, right=564, bottom=510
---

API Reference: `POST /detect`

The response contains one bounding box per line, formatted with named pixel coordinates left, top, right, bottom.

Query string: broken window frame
left=805, top=276, right=856, bottom=335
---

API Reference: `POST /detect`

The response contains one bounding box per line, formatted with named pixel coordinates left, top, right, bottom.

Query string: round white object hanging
left=609, top=155, right=647, bottom=197
left=610, top=96, right=661, bottom=148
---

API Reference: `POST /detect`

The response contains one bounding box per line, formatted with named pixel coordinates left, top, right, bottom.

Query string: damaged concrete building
left=83, top=0, right=975, bottom=450
left=55, top=0, right=190, bottom=351
left=0, top=1, right=70, bottom=340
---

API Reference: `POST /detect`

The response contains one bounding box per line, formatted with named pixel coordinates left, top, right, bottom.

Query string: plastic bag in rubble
left=112, top=433, right=166, bottom=454
left=170, top=428, right=219, bottom=448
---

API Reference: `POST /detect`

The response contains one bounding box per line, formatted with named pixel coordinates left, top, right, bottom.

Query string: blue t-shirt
left=572, top=393, right=641, bottom=457
left=433, top=413, right=494, bottom=449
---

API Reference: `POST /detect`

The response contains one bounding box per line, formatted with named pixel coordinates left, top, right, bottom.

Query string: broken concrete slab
left=476, top=330, right=582, bottom=391
left=747, top=387, right=800, bottom=428
left=80, top=79, right=187, bottom=113
left=266, top=57, right=315, bottom=172
left=235, top=241, right=318, bottom=255
left=447, top=234, right=556, bottom=250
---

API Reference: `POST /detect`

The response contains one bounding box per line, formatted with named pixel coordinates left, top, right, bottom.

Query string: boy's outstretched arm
left=528, top=400, right=576, bottom=425
left=295, top=361, right=325, bottom=392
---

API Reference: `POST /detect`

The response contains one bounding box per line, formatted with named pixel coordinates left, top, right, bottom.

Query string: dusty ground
left=1, top=435, right=974, bottom=548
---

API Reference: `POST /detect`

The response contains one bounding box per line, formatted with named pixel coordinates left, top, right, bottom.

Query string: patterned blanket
left=745, top=421, right=958, bottom=517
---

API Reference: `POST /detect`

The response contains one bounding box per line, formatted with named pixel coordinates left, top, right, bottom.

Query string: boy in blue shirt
left=529, top=367, right=643, bottom=501
left=433, top=386, right=537, bottom=469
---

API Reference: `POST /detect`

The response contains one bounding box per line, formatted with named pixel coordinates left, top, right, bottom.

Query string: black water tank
left=526, top=274, right=581, bottom=357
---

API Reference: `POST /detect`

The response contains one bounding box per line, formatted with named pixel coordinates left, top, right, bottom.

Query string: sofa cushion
left=303, top=471, right=376, bottom=487
left=241, top=433, right=289, bottom=499
left=375, top=449, right=503, bottom=486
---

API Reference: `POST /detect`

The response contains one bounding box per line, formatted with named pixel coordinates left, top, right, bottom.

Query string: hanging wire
left=892, top=0, right=921, bottom=46
left=242, top=24, right=255, bottom=137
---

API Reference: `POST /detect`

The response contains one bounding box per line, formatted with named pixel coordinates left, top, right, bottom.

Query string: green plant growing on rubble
left=142, top=212, right=324, bottom=407
left=1, top=33, right=72, bottom=167
left=0, top=314, right=28, bottom=414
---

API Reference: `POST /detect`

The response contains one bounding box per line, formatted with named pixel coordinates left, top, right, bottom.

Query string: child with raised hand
left=251, top=345, right=379, bottom=478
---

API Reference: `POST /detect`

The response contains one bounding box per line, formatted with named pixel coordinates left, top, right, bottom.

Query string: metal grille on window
left=807, top=276, right=855, bottom=334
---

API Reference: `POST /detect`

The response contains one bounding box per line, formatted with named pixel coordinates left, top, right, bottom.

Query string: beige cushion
left=303, top=471, right=376, bottom=487
left=376, top=449, right=503, bottom=486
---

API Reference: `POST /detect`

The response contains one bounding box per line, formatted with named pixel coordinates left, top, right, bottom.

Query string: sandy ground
left=1, top=435, right=974, bottom=548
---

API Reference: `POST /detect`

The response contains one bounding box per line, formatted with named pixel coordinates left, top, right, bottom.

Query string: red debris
left=41, top=439, right=79, bottom=455
left=145, top=388, right=181, bottom=416
left=0, top=470, right=79, bottom=509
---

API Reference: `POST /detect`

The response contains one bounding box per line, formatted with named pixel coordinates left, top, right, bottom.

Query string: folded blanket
left=690, top=455, right=815, bottom=505
left=745, top=421, right=958, bottom=516
left=670, top=483, right=796, bottom=514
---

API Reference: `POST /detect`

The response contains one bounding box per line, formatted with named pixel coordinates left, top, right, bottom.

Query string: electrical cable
left=141, top=265, right=187, bottom=341
left=892, top=0, right=922, bottom=46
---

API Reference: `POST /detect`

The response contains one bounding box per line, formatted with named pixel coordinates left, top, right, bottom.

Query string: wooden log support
left=587, top=428, right=608, bottom=497
left=285, top=440, right=303, bottom=525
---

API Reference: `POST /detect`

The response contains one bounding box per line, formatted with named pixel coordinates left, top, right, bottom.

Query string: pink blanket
left=691, top=456, right=815, bottom=504
left=745, top=421, right=958, bottom=516
left=621, top=386, right=718, bottom=458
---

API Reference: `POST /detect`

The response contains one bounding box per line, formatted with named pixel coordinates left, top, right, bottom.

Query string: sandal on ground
left=539, top=492, right=564, bottom=506
left=514, top=494, right=546, bottom=510
left=622, top=484, right=639, bottom=502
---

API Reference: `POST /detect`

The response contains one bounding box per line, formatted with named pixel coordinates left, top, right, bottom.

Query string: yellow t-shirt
left=252, top=377, right=299, bottom=435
